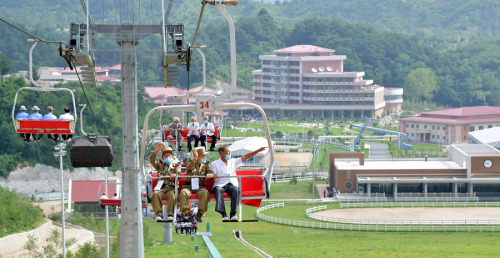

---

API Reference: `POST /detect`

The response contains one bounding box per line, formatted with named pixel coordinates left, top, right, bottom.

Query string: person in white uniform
left=186, top=116, right=200, bottom=152
left=210, top=145, right=267, bottom=221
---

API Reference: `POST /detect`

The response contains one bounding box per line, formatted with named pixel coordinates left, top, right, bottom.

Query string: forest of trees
left=0, top=0, right=500, bottom=175
left=0, top=77, right=156, bottom=177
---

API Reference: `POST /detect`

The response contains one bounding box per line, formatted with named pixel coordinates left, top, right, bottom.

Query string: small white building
left=229, top=137, right=272, bottom=166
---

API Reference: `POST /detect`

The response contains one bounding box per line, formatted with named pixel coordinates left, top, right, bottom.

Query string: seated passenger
left=211, top=145, right=267, bottom=221
left=150, top=143, right=181, bottom=221
left=99, top=192, right=108, bottom=209
left=43, top=106, right=59, bottom=142
left=166, top=117, right=183, bottom=151
left=200, top=116, right=217, bottom=151
left=180, top=147, right=213, bottom=222
left=29, top=106, right=43, bottom=141
left=16, top=106, right=30, bottom=142
left=186, top=116, right=200, bottom=152
left=58, top=107, right=74, bottom=141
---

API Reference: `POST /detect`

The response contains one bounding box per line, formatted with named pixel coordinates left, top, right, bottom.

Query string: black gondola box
left=71, top=135, right=113, bottom=167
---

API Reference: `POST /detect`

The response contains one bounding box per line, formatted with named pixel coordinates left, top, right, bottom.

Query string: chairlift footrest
left=157, top=220, right=173, bottom=223
left=222, top=219, right=258, bottom=223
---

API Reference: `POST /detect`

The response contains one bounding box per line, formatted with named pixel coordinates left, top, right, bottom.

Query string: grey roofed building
left=468, top=126, right=500, bottom=148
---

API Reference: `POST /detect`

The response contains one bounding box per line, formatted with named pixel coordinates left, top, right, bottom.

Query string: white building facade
left=252, top=45, right=400, bottom=119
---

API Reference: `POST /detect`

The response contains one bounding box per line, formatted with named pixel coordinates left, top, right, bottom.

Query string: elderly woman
left=167, top=117, right=184, bottom=151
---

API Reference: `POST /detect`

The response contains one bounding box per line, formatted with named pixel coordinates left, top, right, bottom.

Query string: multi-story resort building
left=399, top=106, right=500, bottom=144
left=252, top=45, right=401, bottom=119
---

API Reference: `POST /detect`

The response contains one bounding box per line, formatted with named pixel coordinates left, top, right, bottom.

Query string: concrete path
left=367, top=142, right=390, bottom=159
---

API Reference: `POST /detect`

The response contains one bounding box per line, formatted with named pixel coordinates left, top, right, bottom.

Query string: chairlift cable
left=72, top=61, right=104, bottom=135
left=0, top=17, right=61, bottom=44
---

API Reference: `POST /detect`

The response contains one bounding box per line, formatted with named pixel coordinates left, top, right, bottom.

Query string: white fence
left=340, top=202, right=500, bottom=209
left=394, top=197, right=479, bottom=202
left=30, top=192, right=69, bottom=201
left=308, top=204, right=500, bottom=225
left=256, top=202, right=500, bottom=232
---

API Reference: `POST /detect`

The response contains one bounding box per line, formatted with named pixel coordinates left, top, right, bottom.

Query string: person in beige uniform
left=150, top=143, right=181, bottom=221
left=180, top=147, right=213, bottom=222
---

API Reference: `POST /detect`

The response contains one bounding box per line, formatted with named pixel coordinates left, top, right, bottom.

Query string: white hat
left=20, top=106, right=27, bottom=111
left=32, top=106, right=40, bottom=111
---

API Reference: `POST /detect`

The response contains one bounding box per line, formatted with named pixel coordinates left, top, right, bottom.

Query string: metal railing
left=394, top=197, right=479, bottom=202
left=340, top=201, right=500, bottom=209
left=256, top=202, right=500, bottom=232
left=308, top=203, right=500, bottom=225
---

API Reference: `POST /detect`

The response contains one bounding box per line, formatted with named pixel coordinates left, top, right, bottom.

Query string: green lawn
left=269, top=180, right=326, bottom=200
left=299, top=142, right=351, bottom=171
left=62, top=179, right=500, bottom=257
left=143, top=201, right=500, bottom=257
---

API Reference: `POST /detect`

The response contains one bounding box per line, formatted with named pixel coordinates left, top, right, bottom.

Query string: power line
left=72, top=61, right=104, bottom=136
left=0, top=17, right=61, bottom=44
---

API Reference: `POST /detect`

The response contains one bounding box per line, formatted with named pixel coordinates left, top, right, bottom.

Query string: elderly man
left=29, top=106, right=43, bottom=141
left=199, top=116, right=217, bottom=151
left=167, top=117, right=184, bottom=151
left=150, top=143, right=181, bottom=221
left=180, top=147, right=213, bottom=222
left=210, top=145, right=267, bottom=221
left=16, top=106, right=30, bottom=142
left=186, top=116, right=200, bottom=152
left=58, top=107, right=74, bottom=141
left=43, top=106, right=58, bottom=142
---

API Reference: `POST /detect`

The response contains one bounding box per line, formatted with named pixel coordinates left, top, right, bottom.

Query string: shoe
left=209, top=148, right=215, bottom=152
left=155, top=215, right=163, bottom=221
left=230, top=216, right=238, bottom=221
left=178, top=148, right=183, bottom=151
left=183, top=215, right=193, bottom=222
left=222, top=216, right=228, bottom=222
left=195, top=211, right=203, bottom=222
left=167, top=215, right=174, bottom=222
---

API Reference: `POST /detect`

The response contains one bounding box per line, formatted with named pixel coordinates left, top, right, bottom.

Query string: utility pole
left=312, top=143, right=319, bottom=202
left=54, top=143, right=67, bottom=258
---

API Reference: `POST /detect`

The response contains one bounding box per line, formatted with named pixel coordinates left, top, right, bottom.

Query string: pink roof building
left=399, top=106, right=500, bottom=144
left=144, top=86, right=186, bottom=105
left=71, top=180, right=117, bottom=202
left=252, top=45, right=396, bottom=119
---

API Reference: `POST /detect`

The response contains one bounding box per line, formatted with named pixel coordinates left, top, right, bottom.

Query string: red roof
left=205, top=110, right=229, bottom=116
left=188, top=86, right=217, bottom=93
left=144, top=86, right=186, bottom=98
left=420, top=106, right=500, bottom=118
left=71, top=180, right=117, bottom=202
left=275, top=45, right=334, bottom=54
left=399, top=106, right=500, bottom=125
left=109, top=64, right=121, bottom=70
left=96, top=76, right=120, bottom=82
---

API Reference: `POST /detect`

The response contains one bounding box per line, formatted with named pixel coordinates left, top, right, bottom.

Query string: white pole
left=58, top=143, right=66, bottom=258
left=105, top=167, right=110, bottom=258
left=67, top=180, right=72, bottom=213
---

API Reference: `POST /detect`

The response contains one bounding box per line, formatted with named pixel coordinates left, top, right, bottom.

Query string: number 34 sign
left=196, top=98, right=214, bottom=112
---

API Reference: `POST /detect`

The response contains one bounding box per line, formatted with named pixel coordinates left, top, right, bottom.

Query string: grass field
left=63, top=178, right=500, bottom=257
left=142, top=181, right=500, bottom=257
left=143, top=201, right=500, bottom=257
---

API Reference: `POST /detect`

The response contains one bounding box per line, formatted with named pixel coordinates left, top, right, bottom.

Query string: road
left=367, top=142, right=390, bottom=159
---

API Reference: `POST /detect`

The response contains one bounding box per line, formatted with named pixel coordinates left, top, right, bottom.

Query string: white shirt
left=99, top=195, right=108, bottom=200
left=210, top=157, right=243, bottom=188
left=59, top=113, right=74, bottom=121
left=199, top=122, right=215, bottom=136
left=186, top=122, right=200, bottom=136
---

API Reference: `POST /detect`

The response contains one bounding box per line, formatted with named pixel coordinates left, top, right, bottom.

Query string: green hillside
left=0, top=77, right=157, bottom=177
left=0, top=186, right=44, bottom=237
